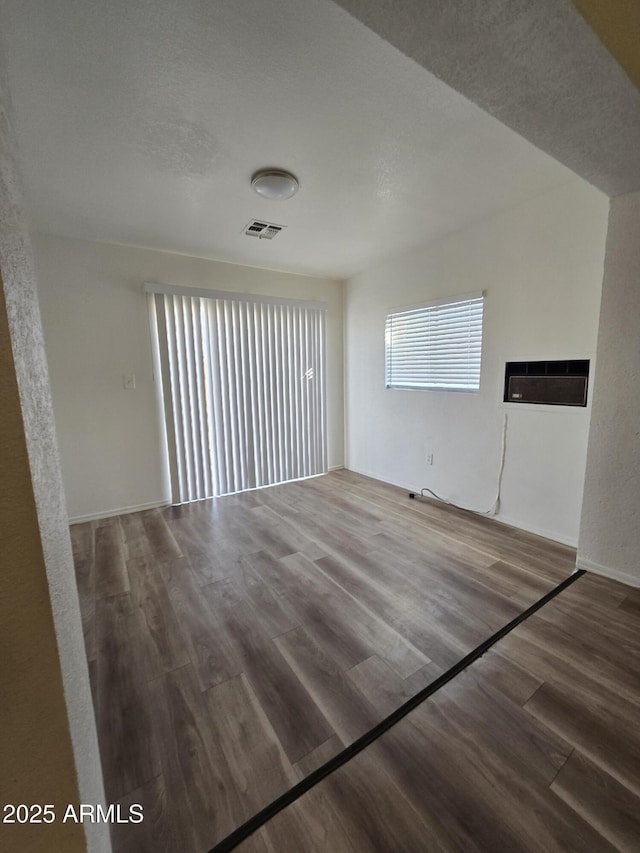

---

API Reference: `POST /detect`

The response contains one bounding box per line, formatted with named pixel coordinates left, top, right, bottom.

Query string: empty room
left=2, top=1, right=640, bottom=852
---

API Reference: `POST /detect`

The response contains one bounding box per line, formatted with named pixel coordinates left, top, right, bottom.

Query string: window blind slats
left=264, top=304, right=274, bottom=484
left=390, top=296, right=483, bottom=317
left=153, top=292, right=327, bottom=503
left=386, top=294, right=484, bottom=391
left=259, top=305, right=272, bottom=485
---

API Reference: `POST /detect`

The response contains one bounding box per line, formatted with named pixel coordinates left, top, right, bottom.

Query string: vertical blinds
left=385, top=293, right=484, bottom=391
left=149, top=287, right=327, bottom=503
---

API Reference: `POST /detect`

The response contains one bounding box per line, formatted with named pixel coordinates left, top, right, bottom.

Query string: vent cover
left=503, top=360, right=590, bottom=406
left=243, top=219, right=285, bottom=240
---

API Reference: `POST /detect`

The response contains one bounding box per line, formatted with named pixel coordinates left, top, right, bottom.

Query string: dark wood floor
left=233, top=571, right=640, bottom=853
left=70, top=470, right=640, bottom=852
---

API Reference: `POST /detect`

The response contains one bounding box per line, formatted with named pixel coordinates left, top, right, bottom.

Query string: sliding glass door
left=149, top=286, right=327, bottom=503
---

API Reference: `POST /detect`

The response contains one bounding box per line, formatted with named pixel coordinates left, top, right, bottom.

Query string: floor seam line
left=547, top=746, right=575, bottom=790
left=207, top=568, right=586, bottom=853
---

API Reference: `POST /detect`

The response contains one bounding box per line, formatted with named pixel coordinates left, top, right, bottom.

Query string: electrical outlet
left=426, top=453, right=434, bottom=466
left=123, top=374, right=136, bottom=390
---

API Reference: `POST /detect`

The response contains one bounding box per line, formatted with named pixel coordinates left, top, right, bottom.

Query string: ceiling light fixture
left=251, top=169, right=299, bottom=200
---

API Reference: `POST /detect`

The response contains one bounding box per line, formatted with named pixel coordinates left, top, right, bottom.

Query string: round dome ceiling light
left=251, top=169, right=299, bottom=200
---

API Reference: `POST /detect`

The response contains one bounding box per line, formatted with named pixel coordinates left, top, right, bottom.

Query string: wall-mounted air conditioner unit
left=503, top=360, right=590, bottom=406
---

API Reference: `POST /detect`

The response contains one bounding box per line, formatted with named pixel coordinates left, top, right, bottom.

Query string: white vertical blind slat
left=276, top=306, right=285, bottom=483
left=317, top=310, right=324, bottom=471
left=298, top=308, right=306, bottom=479
left=240, top=302, right=255, bottom=490
left=245, top=302, right=259, bottom=487
left=174, top=297, right=192, bottom=499
left=154, top=295, right=180, bottom=500
left=154, top=291, right=327, bottom=502
left=319, top=310, right=327, bottom=471
left=232, top=300, right=246, bottom=491
left=258, top=304, right=272, bottom=486
left=266, top=304, right=279, bottom=484
left=165, top=296, right=188, bottom=497
left=256, top=305, right=266, bottom=486
left=285, top=306, right=295, bottom=482
left=305, top=309, right=313, bottom=477
left=280, top=306, right=295, bottom=480
left=295, top=307, right=304, bottom=481
left=199, top=301, right=217, bottom=496
left=184, top=298, right=204, bottom=500
left=217, top=300, right=233, bottom=496
left=284, top=306, right=300, bottom=479
left=310, top=308, right=318, bottom=472
left=225, top=301, right=241, bottom=491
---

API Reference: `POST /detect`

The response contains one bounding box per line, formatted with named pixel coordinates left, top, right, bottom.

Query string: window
left=385, top=292, right=484, bottom=392
left=147, top=284, right=327, bottom=503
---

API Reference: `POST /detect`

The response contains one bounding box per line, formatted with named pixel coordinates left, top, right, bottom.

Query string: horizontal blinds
left=385, top=294, right=484, bottom=391
left=153, top=291, right=327, bottom=503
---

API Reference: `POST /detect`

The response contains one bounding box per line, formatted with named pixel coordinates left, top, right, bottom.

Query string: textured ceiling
left=0, top=0, right=578, bottom=278
left=571, top=0, right=640, bottom=94
left=332, top=0, right=640, bottom=199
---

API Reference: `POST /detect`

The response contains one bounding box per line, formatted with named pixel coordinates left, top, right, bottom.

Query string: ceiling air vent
left=243, top=219, right=285, bottom=240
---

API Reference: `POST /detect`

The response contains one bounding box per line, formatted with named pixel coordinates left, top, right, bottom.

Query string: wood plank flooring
left=236, top=569, right=640, bottom=853
left=70, top=470, right=640, bottom=852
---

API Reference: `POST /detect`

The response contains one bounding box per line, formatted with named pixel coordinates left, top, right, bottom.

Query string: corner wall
left=577, top=189, right=640, bottom=586
left=33, top=235, right=344, bottom=521
left=345, top=180, right=608, bottom=546
left=0, top=275, right=86, bottom=853
left=0, top=61, right=109, bottom=853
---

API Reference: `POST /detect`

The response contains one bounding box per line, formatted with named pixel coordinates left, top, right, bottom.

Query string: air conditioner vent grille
left=243, top=219, right=286, bottom=239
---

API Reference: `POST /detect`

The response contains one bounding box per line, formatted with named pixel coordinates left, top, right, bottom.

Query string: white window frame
left=385, top=292, right=484, bottom=392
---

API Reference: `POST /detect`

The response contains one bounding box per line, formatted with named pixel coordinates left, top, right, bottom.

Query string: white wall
left=345, top=180, right=608, bottom=546
left=578, top=189, right=640, bottom=586
left=34, top=235, right=344, bottom=521
left=1, top=70, right=109, bottom=852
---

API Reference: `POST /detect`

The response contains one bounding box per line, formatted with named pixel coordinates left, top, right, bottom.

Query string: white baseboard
left=344, top=464, right=417, bottom=496
left=343, top=465, right=577, bottom=548
left=69, top=471, right=344, bottom=522
left=69, top=499, right=170, bottom=525
left=496, top=513, right=577, bottom=548
left=576, top=556, right=640, bottom=589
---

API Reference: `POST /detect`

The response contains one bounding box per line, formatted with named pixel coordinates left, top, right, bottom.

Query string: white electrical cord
left=418, top=412, right=508, bottom=517
left=489, top=411, right=508, bottom=515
